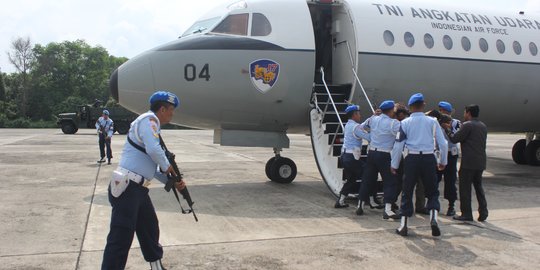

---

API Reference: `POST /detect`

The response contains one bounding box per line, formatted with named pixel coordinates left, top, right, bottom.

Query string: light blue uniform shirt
left=391, top=112, right=448, bottom=169
left=448, top=119, right=461, bottom=155
left=361, top=114, right=400, bottom=151
left=95, top=117, right=114, bottom=137
left=342, top=119, right=370, bottom=152
left=119, top=111, right=170, bottom=184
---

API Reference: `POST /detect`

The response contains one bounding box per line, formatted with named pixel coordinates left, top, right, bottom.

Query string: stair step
left=313, top=84, right=352, bottom=95
left=317, top=102, right=348, bottom=112
left=328, top=134, right=344, bottom=145
left=314, top=93, right=347, bottom=103
left=323, top=113, right=347, bottom=123
left=324, top=123, right=343, bottom=134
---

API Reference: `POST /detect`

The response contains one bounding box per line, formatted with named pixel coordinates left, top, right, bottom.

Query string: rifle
left=159, top=135, right=198, bottom=222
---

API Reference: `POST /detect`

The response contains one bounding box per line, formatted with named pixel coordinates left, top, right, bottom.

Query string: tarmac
left=0, top=128, right=539, bottom=270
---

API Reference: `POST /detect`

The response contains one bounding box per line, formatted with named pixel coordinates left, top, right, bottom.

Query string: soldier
left=438, top=101, right=461, bottom=216
left=391, top=93, right=448, bottom=237
left=334, top=105, right=370, bottom=208
left=96, top=110, right=114, bottom=165
left=101, top=91, right=186, bottom=270
left=356, top=100, right=400, bottom=219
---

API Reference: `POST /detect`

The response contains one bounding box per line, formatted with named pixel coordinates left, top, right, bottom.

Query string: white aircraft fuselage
left=110, top=0, right=540, bottom=186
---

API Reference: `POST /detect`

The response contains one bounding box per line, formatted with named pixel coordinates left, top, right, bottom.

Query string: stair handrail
left=320, top=67, right=345, bottom=155
left=335, top=40, right=375, bottom=113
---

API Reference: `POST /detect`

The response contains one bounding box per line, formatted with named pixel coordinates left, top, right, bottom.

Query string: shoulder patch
left=149, top=119, right=160, bottom=138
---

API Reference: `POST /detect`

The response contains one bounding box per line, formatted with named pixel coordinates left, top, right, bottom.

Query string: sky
left=0, top=0, right=539, bottom=73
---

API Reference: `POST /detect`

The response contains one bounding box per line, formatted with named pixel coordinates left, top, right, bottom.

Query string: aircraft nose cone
left=109, top=68, right=119, bottom=102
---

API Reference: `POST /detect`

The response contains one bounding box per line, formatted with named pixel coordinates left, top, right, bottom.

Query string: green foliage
left=5, top=117, right=30, bottom=128
left=4, top=38, right=129, bottom=125
left=0, top=72, right=6, bottom=101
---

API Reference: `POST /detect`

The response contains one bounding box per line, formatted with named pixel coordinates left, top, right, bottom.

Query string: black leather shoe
left=396, top=227, right=408, bottom=236
left=97, top=158, right=105, bottom=163
left=431, top=220, right=441, bottom=237
left=446, top=207, right=456, bottom=217
left=415, top=208, right=430, bottom=215
left=453, top=215, right=473, bottom=221
left=355, top=207, right=364, bottom=216
left=334, top=201, right=349, bottom=209
left=478, top=212, right=488, bottom=222
left=383, top=211, right=400, bottom=220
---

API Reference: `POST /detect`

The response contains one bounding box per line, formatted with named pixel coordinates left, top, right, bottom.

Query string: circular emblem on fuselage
left=249, top=59, right=280, bottom=93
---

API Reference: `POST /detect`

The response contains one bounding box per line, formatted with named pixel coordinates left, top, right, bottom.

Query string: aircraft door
left=331, top=3, right=358, bottom=91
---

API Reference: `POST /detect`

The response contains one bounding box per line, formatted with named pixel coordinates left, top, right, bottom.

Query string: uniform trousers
left=102, top=182, right=163, bottom=270
left=400, top=154, right=441, bottom=217
left=340, top=153, right=364, bottom=196
left=437, top=153, right=458, bottom=203
left=99, top=133, right=112, bottom=159
left=458, top=168, right=488, bottom=218
left=359, top=151, right=397, bottom=203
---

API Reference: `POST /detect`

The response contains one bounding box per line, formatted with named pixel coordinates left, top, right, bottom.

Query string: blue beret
left=379, top=100, right=395, bottom=110
left=345, top=105, right=360, bottom=113
left=102, top=110, right=110, bottom=115
left=438, top=101, right=453, bottom=112
left=408, top=93, right=424, bottom=106
left=149, top=91, right=179, bottom=108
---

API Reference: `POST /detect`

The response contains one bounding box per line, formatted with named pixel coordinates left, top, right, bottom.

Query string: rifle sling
left=127, top=133, right=188, bottom=213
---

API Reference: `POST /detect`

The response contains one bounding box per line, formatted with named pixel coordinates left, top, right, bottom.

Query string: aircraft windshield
left=211, top=13, right=249, bottom=36
left=182, top=17, right=221, bottom=37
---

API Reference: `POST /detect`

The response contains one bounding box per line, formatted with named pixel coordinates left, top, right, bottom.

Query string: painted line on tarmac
left=74, top=162, right=102, bottom=270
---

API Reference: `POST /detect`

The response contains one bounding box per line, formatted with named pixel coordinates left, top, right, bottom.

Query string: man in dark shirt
left=447, top=104, right=488, bottom=222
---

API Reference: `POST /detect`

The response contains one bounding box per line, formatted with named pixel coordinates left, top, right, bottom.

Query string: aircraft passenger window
left=530, top=42, right=538, bottom=56
left=443, top=35, right=453, bottom=50
left=383, top=30, right=394, bottom=46
left=496, top=40, right=506, bottom=54
left=404, top=32, right=415, bottom=47
left=461, top=37, right=471, bottom=51
left=424, top=34, right=434, bottom=49
left=212, top=13, right=249, bottom=36
left=513, top=41, right=522, bottom=55
left=479, top=38, right=489, bottom=53
left=251, top=13, right=272, bottom=36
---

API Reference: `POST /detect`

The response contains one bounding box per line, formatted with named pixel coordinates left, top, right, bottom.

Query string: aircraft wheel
left=525, top=140, right=540, bottom=166
left=265, top=157, right=277, bottom=180
left=269, top=157, right=297, bottom=184
left=512, top=139, right=527, bottom=165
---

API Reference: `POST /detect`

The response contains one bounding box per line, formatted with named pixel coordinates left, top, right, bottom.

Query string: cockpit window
left=212, top=13, right=249, bottom=36
left=182, top=17, right=221, bottom=37
left=251, top=13, right=272, bottom=36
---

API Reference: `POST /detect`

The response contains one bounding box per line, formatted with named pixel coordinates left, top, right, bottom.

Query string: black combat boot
left=149, top=259, right=167, bottom=270
left=430, top=210, right=441, bottom=237
left=356, top=200, right=365, bottom=216
left=396, top=216, right=408, bottom=236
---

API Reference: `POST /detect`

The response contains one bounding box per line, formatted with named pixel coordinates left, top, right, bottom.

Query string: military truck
left=57, top=102, right=138, bottom=135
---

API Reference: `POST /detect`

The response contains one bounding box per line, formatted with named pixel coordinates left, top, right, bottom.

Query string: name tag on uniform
left=110, top=170, right=129, bottom=198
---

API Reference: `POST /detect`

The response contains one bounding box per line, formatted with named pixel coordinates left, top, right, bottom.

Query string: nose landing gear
left=265, top=148, right=297, bottom=184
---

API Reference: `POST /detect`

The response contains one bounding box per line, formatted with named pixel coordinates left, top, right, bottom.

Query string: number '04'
left=184, top=64, right=210, bottom=81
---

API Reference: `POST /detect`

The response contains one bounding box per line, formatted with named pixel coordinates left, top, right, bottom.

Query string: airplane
left=109, top=0, right=540, bottom=197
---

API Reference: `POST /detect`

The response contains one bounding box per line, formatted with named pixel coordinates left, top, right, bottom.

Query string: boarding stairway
left=309, top=67, right=373, bottom=197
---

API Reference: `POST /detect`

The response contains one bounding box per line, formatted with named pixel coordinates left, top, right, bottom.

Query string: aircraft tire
left=512, top=139, right=527, bottom=165
left=525, top=140, right=540, bottom=166
left=265, top=157, right=277, bottom=180
left=269, top=157, right=297, bottom=184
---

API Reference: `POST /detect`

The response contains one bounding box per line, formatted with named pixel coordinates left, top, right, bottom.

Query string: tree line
left=0, top=37, right=128, bottom=128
